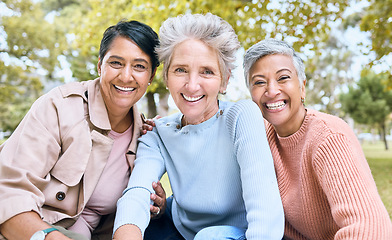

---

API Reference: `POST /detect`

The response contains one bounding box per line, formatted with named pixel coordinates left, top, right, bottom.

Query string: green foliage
left=359, top=0, right=392, bottom=61
left=341, top=70, right=392, bottom=125
left=0, top=61, right=43, bottom=131
left=340, top=69, right=392, bottom=149
left=0, top=0, right=67, bottom=131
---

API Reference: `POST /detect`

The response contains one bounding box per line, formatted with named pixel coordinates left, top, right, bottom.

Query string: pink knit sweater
left=266, top=108, right=392, bottom=240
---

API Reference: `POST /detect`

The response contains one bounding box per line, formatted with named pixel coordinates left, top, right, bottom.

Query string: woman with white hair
left=113, top=13, right=284, bottom=240
left=244, top=39, right=392, bottom=239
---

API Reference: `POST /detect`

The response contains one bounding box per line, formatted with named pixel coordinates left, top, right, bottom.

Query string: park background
left=0, top=0, right=391, bottom=219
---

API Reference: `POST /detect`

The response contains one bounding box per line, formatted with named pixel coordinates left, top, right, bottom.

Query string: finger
left=145, top=119, right=156, bottom=127
left=140, top=129, right=147, bottom=136
left=142, top=124, right=153, bottom=131
left=153, top=181, right=166, bottom=199
left=150, top=204, right=161, bottom=219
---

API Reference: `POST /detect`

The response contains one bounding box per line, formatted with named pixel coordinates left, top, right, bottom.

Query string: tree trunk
left=381, top=122, right=389, bottom=150
left=146, top=92, right=157, bottom=119
left=158, top=92, right=169, bottom=117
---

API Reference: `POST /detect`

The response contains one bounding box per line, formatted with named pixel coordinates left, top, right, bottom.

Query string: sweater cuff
left=113, top=187, right=151, bottom=237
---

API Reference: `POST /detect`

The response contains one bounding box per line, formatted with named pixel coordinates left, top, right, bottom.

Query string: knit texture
left=114, top=100, right=284, bottom=240
left=266, top=108, right=392, bottom=240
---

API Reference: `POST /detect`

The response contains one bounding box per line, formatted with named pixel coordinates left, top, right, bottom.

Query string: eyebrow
left=108, top=55, right=150, bottom=64
left=251, top=68, right=293, bottom=80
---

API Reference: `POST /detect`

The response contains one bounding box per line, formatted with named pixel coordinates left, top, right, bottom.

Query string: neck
left=108, top=108, right=133, bottom=133
left=181, top=102, right=219, bottom=126
left=275, top=107, right=307, bottom=137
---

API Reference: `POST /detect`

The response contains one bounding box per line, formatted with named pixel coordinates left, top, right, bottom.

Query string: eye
left=253, top=79, right=266, bottom=86
left=109, top=61, right=123, bottom=68
left=202, top=69, right=214, bottom=75
left=278, top=75, right=290, bottom=82
left=134, top=64, right=147, bottom=71
left=174, top=68, right=186, bottom=73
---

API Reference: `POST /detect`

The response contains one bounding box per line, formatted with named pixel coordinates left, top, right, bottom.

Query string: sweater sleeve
left=0, top=92, right=63, bottom=224
left=313, top=133, right=392, bottom=239
left=225, top=100, right=284, bottom=240
left=113, top=129, right=166, bottom=237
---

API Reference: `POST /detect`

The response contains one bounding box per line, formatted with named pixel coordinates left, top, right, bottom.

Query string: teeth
left=115, top=85, right=135, bottom=92
left=266, top=101, right=286, bottom=110
left=183, top=94, right=203, bottom=102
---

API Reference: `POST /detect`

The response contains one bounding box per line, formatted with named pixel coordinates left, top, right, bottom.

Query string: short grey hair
left=156, top=13, right=240, bottom=87
left=243, top=39, right=306, bottom=89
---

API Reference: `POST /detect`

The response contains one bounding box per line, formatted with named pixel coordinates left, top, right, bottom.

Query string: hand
left=113, top=224, right=142, bottom=240
left=150, top=181, right=166, bottom=219
left=140, top=114, right=161, bottom=135
left=0, top=211, right=72, bottom=240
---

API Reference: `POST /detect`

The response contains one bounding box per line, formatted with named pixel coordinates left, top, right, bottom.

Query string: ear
left=220, top=71, right=230, bottom=93
left=301, top=79, right=307, bottom=99
left=97, top=58, right=102, bottom=76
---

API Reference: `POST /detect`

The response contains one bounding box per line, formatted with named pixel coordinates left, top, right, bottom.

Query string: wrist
left=45, top=230, right=65, bottom=240
left=30, top=227, right=60, bottom=240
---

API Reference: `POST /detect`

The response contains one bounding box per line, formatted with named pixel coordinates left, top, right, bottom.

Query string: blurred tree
left=340, top=69, right=392, bottom=150
left=306, top=33, right=355, bottom=115
left=345, top=0, right=392, bottom=88
left=359, top=0, right=392, bottom=62
left=0, top=0, right=67, bottom=131
left=48, top=0, right=351, bottom=117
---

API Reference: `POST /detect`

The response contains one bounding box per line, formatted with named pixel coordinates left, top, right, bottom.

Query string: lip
left=182, top=93, right=204, bottom=102
left=113, top=84, right=136, bottom=92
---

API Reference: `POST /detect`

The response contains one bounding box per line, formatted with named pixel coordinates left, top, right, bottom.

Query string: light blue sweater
left=114, top=100, right=284, bottom=239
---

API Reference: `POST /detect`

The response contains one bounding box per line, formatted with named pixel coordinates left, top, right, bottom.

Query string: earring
left=148, top=83, right=151, bottom=86
left=220, top=91, right=227, bottom=95
left=301, top=97, right=305, bottom=104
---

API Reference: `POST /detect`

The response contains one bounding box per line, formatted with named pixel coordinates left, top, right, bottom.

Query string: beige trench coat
left=0, top=79, right=142, bottom=239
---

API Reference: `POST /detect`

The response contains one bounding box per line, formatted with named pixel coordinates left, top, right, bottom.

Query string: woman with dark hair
left=0, top=20, right=165, bottom=240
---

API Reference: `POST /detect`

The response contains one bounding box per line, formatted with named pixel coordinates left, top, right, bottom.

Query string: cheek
left=251, top=89, right=262, bottom=103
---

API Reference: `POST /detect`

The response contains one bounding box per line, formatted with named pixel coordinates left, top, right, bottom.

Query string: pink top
left=68, top=124, right=133, bottom=239
left=266, top=109, right=392, bottom=239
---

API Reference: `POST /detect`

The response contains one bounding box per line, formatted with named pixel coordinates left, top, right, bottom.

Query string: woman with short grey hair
left=157, top=12, right=239, bottom=88
left=113, top=13, right=284, bottom=240
left=244, top=39, right=392, bottom=239
left=243, top=38, right=306, bottom=89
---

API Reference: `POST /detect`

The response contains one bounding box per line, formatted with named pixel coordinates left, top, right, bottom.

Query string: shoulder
left=57, top=79, right=96, bottom=99
left=223, top=99, right=263, bottom=123
left=306, top=109, right=354, bottom=137
left=154, top=112, right=182, bottom=128
left=304, top=109, right=363, bottom=159
left=224, top=99, right=259, bottom=112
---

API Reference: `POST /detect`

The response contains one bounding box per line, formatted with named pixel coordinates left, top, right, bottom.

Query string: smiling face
left=249, top=54, right=306, bottom=137
left=167, top=39, right=225, bottom=125
left=98, top=36, right=155, bottom=116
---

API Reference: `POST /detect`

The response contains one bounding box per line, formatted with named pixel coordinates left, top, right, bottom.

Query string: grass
left=361, top=141, right=392, bottom=219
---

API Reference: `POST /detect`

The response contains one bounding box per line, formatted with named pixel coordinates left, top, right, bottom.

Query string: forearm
left=113, top=224, right=142, bottom=240
left=0, top=211, right=69, bottom=240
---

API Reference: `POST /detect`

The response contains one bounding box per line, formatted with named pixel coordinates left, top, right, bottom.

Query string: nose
left=120, top=66, right=134, bottom=82
left=185, top=72, right=200, bottom=92
left=265, top=81, right=281, bottom=98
